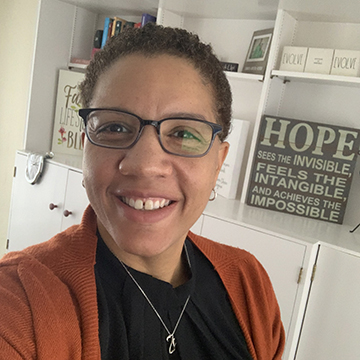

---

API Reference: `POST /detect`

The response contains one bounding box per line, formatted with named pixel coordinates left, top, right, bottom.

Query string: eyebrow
left=164, top=112, right=208, bottom=121
left=96, top=107, right=209, bottom=121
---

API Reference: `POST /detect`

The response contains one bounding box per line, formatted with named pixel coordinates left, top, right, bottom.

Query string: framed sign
left=246, top=115, right=360, bottom=224
left=51, top=69, right=85, bottom=156
left=242, top=28, right=273, bottom=75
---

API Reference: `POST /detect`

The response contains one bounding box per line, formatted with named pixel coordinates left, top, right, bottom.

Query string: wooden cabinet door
left=7, top=153, right=68, bottom=251
left=295, top=245, right=360, bottom=360
left=201, top=215, right=307, bottom=338
left=60, top=169, right=89, bottom=231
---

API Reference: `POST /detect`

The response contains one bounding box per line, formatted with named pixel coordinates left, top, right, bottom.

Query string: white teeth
left=134, top=199, right=143, bottom=210
left=144, top=199, right=153, bottom=210
left=122, top=197, right=171, bottom=211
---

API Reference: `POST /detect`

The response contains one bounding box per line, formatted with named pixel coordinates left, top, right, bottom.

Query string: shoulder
left=1, top=224, right=79, bottom=270
left=1, top=205, right=98, bottom=272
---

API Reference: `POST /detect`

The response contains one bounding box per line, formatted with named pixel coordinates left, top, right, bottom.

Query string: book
left=107, top=19, right=114, bottom=42
left=101, top=17, right=111, bottom=48
left=216, top=119, right=249, bottom=199
left=141, top=13, right=156, bottom=27
left=112, top=17, right=128, bottom=36
left=220, top=62, right=239, bottom=72
left=124, top=21, right=135, bottom=30
left=51, top=69, right=85, bottom=157
left=93, top=30, right=103, bottom=49
left=246, top=115, right=360, bottom=224
left=112, top=18, right=122, bottom=36
left=242, top=28, right=273, bottom=75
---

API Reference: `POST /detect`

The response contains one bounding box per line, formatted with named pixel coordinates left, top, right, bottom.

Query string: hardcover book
left=141, top=13, right=156, bottom=27
left=101, top=17, right=111, bottom=48
left=246, top=115, right=360, bottom=224
left=216, top=119, right=249, bottom=199
left=242, top=28, right=273, bottom=75
left=51, top=69, right=85, bottom=157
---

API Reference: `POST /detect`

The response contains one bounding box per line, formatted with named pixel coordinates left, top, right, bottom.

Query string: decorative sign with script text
left=51, top=69, right=85, bottom=156
left=246, top=115, right=360, bottom=224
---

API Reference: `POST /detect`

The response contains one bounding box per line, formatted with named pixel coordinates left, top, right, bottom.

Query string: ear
left=214, top=141, right=229, bottom=185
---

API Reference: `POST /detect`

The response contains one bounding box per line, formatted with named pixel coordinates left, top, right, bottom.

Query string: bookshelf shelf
left=271, top=69, right=360, bottom=87
left=226, top=71, right=264, bottom=82
left=68, top=62, right=88, bottom=70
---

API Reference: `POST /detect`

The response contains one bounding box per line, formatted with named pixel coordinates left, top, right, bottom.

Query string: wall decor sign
left=51, top=69, right=85, bottom=156
left=279, top=46, right=308, bottom=72
left=242, top=28, right=273, bottom=75
left=330, top=49, right=360, bottom=77
left=246, top=115, right=360, bottom=224
left=304, top=48, right=334, bottom=74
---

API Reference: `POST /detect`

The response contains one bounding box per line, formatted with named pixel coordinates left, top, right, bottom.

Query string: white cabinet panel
left=61, top=169, right=89, bottom=231
left=7, top=153, right=89, bottom=251
left=7, top=154, right=68, bottom=251
left=296, top=245, right=360, bottom=360
left=201, top=215, right=306, bottom=337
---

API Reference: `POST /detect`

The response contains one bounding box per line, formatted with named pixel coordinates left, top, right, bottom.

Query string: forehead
left=91, top=54, right=216, bottom=120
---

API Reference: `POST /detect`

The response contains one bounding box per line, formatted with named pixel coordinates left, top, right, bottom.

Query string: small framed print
left=242, top=28, right=274, bottom=75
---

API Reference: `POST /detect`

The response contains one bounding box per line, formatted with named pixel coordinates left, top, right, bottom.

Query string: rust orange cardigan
left=0, top=206, right=285, bottom=359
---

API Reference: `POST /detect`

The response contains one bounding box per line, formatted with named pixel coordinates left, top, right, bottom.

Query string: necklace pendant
left=166, top=334, right=176, bottom=354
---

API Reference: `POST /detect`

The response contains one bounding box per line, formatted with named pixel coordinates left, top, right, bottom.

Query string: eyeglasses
left=79, top=108, right=223, bottom=157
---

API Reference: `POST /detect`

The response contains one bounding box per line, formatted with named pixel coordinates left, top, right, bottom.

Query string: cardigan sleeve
left=0, top=260, right=36, bottom=359
left=221, top=253, right=285, bottom=360
left=0, top=255, right=83, bottom=360
left=188, top=232, right=285, bottom=360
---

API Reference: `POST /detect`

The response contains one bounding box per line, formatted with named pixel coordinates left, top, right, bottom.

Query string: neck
left=98, top=224, right=190, bottom=287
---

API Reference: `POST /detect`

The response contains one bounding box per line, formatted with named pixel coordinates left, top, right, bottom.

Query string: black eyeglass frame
left=79, top=108, right=223, bottom=158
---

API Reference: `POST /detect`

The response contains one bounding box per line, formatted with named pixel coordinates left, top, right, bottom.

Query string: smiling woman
left=0, top=24, right=284, bottom=360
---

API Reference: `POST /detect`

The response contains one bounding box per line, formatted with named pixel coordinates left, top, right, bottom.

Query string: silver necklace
left=119, top=244, right=191, bottom=354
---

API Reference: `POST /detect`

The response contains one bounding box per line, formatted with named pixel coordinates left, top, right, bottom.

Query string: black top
left=95, top=235, right=253, bottom=360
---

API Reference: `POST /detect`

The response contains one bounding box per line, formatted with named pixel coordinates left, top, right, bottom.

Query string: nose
left=118, top=125, right=173, bottom=177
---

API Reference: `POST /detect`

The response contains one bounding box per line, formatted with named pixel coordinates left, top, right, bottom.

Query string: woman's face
left=82, top=54, right=229, bottom=264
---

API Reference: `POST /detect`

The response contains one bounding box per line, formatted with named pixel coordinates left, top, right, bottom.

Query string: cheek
left=82, top=145, right=117, bottom=193
left=184, top=159, right=219, bottom=198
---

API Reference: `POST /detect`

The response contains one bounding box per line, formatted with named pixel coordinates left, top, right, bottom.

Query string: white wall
left=0, top=0, right=39, bottom=257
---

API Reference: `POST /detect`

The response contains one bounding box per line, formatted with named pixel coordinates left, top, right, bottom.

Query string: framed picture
left=242, top=28, right=273, bottom=75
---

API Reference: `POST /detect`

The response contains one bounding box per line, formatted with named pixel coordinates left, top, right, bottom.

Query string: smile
left=120, top=197, right=172, bottom=210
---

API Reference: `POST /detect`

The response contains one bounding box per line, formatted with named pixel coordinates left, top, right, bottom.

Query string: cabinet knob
left=63, top=210, right=72, bottom=217
left=49, top=203, right=58, bottom=210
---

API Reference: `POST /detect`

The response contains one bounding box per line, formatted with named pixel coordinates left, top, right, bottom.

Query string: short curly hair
left=79, top=24, right=232, bottom=141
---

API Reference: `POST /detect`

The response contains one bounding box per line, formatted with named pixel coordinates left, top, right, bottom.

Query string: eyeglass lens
left=85, top=110, right=215, bottom=156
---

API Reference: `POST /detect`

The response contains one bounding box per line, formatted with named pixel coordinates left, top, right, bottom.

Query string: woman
left=0, top=24, right=284, bottom=359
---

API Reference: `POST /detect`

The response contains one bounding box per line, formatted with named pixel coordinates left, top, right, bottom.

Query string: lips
left=120, top=196, right=172, bottom=210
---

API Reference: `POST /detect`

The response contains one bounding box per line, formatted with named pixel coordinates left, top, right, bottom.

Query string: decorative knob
left=63, top=210, right=72, bottom=217
left=49, top=203, right=58, bottom=210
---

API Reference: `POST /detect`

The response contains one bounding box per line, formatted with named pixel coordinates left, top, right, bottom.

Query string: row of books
left=100, top=13, right=156, bottom=49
